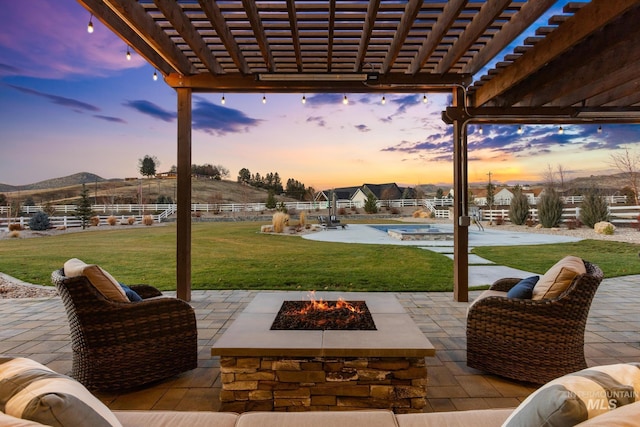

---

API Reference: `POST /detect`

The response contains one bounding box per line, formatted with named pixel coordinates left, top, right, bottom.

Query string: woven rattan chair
left=51, top=268, right=197, bottom=391
left=466, top=260, right=604, bottom=384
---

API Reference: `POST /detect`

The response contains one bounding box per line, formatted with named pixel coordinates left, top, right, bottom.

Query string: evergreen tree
left=508, top=185, right=530, bottom=225
left=364, top=192, right=378, bottom=214
left=579, top=189, right=609, bottom=228
left=138, top=155, right=159, bottom=178
left=265, top=190, right=277, bottom=209
left=76, top=183, right=94, bottom=229
left=538, top=187, right=564, bottom=228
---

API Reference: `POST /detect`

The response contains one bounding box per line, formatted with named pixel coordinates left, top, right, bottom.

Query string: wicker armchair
left=51, top=268, right=197, bottom=391
left=466, top=260, right=603, bottom=384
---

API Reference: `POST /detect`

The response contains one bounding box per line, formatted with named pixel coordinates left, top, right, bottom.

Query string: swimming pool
left=368, top=224, right=454, bottom=241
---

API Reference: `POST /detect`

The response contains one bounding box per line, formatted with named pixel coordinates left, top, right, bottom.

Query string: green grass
left=473, top=239, right=640, bottom=278
left=0, top=222, right=453, bottom=292
left=3, top=223, right=639, bottom=292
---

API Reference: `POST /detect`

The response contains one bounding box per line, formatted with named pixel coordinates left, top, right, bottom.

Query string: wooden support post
left=176, top=87, right=192, bottom=301
left=452, top=87, right=469, bottom=302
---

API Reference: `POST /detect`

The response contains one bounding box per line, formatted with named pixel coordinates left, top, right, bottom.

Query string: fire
left=302, top=291, right=362, bottom=315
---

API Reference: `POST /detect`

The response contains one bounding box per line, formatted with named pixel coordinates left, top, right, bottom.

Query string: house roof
left=78, top=0, right=640, bottom=122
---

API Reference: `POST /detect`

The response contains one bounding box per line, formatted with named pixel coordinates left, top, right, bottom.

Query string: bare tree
left=556, top=164, right=568, bottom=190
left=610, top=146, right=640, bottom=205
left=542, top=164, right=557, bottom=189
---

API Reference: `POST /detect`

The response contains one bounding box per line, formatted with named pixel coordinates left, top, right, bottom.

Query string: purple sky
left=0, top=1, right=638, bottom=190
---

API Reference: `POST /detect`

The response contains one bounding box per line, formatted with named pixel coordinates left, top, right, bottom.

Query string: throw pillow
left=506, top=276, right=539, bottom=299
left=63, top=258, right=128, bottom=303
left=0, top=357, right=122, bottom=427
left=119, top=283, right=142, bottom=302
left=532, top=255, right=586, bottom=300
left=574, top=401, right=640, bottom=426
left=502, top=363, right=640, bottom=427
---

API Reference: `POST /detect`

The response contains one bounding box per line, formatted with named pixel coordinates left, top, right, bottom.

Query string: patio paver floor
left=1, top=277, right=639, bottom=413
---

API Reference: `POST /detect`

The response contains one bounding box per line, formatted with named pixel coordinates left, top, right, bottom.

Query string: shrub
left=495, top=215, right=504, bottom=225
left=538, top=188, right=564, bottom=228
left=412, top=210, right=422, bottom=218
left=299, top=211, right=307, bottom=227
left=338, top=207, right=347, bottom=215
left=107, top=216, right=117, bottom=226
left=127, top=216, right=136, bottom=225
left=390, top=207, right=401, bottom=215
left=9, top=230, right=20, bottom=238
left=508, top=187, right=530, bottom=225
left=272, top=212, right=289, bottom=233
left=90, top=216, right=100, bottom=227
left=28, top=211, right=51, bottom=231
left=265, top=191, right=277, bottom=209
left=142, top=215, right=154, bottom=226
left=8, top=223, right=23, bottom=231
left=579, top=190, right=609, bottom=228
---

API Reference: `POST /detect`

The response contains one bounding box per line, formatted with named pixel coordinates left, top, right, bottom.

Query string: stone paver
left=1, top=277, right=639, bottom=413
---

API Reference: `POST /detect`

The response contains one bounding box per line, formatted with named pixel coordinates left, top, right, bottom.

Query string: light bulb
left=381, top=96, right=386, bottom=105
left=262, top=95, right=266, bottom=104
left=558, top=126, right=564, bottom=135
left=597, top=125, right=602, bottom=133
left=221, top=95, right=226, bottom=105
left=126, top=47, right=131, bottom=61
left=343, top=95, right=348, bottom=105
left=478, top=125, right=483, bottom=135
left=153, top=70, right=158, bottom=81
left=422, top=94, right=428, bottom=103
left=302, top=95, right=306, bottom=104
left=517, top=125, right=523, bottom=134
left=87, top=15, right=94, bottom=34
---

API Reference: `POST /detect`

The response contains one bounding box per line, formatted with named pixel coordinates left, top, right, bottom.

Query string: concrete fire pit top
left=211, top=292, right=435, bottom=358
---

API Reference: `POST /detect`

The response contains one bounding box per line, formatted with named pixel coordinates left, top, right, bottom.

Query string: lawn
left=0, top=222, right=453, bottom=292
left=2, top=222, right=638, bottom=292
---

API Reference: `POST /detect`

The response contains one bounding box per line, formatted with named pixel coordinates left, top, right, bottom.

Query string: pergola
left=79, top=0, right=640, bottom=302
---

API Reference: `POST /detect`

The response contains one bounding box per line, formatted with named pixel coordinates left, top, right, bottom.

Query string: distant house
left=314, top=186, right=360, bottom=202
left=156, top=171, right=177, bottom=179
left=315, top=183, right=404, bottom=205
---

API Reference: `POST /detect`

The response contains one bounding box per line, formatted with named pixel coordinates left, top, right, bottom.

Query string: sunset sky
left=1, top=1, right=638, bottom=191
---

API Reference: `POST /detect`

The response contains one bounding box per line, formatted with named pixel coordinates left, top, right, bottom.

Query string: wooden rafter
left=102, top=0, right=195, bottom=75
left=198, top=0, right=250, bottom=75
left=242, top=0, right=275, bottom=71
left=286, top=0, right=303, bottom=72
left=434, top=0, right=511, bottom=74
left=381, top=0, right=423, bottom=74
left=472, top=0, right=639, bottom=107
left=409, top=0, right=467, bottom=75
left=462, top=0, right=555, bottom=75
left=327, top=0, right=336, bottom=72
left=153, top=0, right=224, bottom=75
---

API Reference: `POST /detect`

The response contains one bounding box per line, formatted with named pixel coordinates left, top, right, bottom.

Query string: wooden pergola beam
left=242, top=0, right=275, bottom=71
left=381, top=0, right=423, bottom=74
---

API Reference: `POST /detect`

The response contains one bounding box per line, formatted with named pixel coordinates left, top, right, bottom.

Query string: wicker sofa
left=466, top=257, right=604, bottom=384
left=51, top=266, right=197, bottom=391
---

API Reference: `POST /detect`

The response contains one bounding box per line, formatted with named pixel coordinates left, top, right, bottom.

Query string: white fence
left=0, top=214, right=161, bottom=230
left=480, top=205, right=640, bottom=225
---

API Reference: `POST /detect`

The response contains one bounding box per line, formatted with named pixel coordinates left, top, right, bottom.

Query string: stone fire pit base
left=219, top=355, right=427, bottom=413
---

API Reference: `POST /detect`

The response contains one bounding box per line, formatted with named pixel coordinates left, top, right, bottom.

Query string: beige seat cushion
left=63, top=258, right=128, bottom=302
left=396, top=408, right=513, bottom=427
left=466, top=290, right=507, bottom=316
left=0, top=412, right=48, bottom=427
left=532, top=255, right=586, bottom=300
left=114, top=411, right=238, bottom=427
left=574, top=401, right=640, bottom=426
left=236, top=410, right=398, bottom=427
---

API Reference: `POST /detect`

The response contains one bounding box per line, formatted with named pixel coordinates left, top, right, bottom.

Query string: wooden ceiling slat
left=285, top=0, right=303, bottom=71
left=472, top=0, right=639, bottom=107
left=198, top=0, right=250, bottom=74
left=153, top=0, right=224, bottom=75
left=327, top=0, right=336, bottom=72
left=586, top=78, right=640, bottom=107
left=462, top=0, right=555, bottom=75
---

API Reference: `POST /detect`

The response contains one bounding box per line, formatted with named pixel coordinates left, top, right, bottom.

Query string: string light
left=478, top=125, right=483, bottom=135
left=381, top=95, right=386, bottom=105
left=126, top=46, right=131, bottom=61
left=597, top=125, right=602, bottom=133
left=221, top=94, right=226, bottom=105
left=262, top=94, right=266, bottom=104
left=422, top=94, right=428, bottom=103
left=87, top=14, right=94, bottom=34
left=558, top=126, right=564, bottom=135
left=517, top=125, right=523, bottom=134
left=301, top=94, right=306, bottom=104
left=153, top=70, right=158, bottom=81
left=343, top=94, right=348, bottom=105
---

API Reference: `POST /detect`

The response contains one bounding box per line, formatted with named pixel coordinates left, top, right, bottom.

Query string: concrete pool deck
left=302, top=223, right=584, bottom=287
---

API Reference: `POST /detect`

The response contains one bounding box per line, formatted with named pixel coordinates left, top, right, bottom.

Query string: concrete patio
left=1, top=275, right=639, bottom=414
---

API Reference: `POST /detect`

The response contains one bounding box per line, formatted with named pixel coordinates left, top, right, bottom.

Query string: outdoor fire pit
left=270, top=295, right=376, bottom=330
left=212, top=292, right=434, bottom=413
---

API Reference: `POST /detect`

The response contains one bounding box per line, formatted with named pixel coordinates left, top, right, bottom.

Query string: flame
left=301, top=291, right=362, bottom=314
